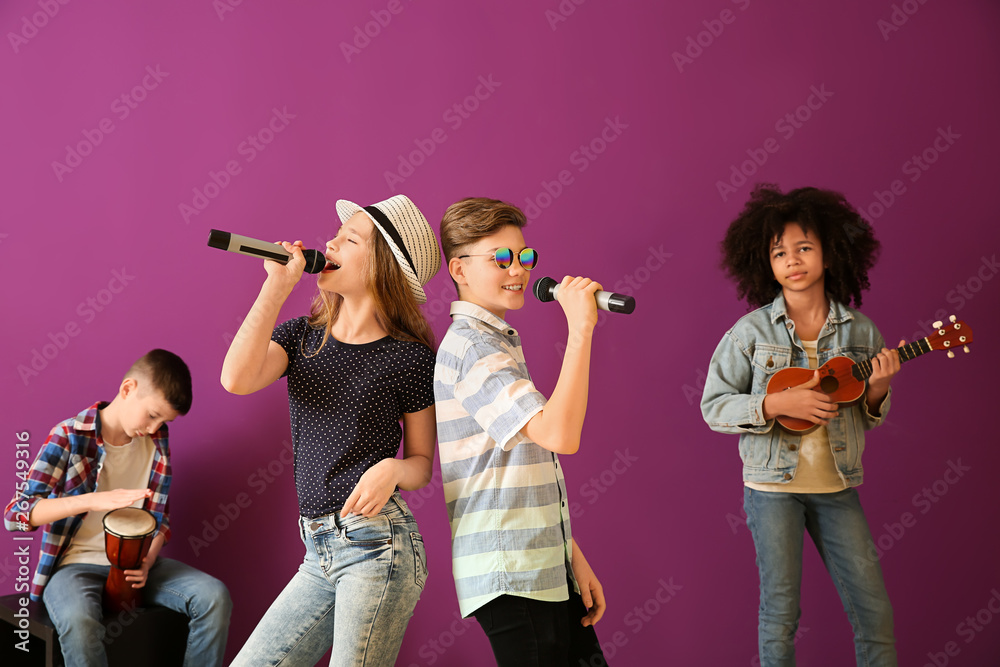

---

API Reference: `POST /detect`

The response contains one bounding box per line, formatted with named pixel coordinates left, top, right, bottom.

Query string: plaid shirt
left=3, top=402, right=171, bottom=600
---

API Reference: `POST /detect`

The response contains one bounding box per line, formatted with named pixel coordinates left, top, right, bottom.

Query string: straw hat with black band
left=335, top=195, right=441, bottom=304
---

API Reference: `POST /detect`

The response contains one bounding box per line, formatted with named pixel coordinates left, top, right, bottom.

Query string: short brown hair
left=125, top=349, right=193, bottom=415
left=439, top=198, right=527, bottom=262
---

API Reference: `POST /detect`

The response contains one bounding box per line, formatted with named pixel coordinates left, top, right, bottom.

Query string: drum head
left=103, top=507, right=156, bottom=538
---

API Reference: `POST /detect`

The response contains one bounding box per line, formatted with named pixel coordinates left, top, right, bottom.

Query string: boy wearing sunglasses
left=435, top=197, right=609, bottom=666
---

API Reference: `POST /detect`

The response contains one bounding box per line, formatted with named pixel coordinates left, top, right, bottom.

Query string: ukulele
left=767, top=316, right=973, bottom=433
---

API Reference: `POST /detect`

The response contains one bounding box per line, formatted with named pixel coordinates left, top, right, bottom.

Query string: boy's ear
left=448, top=256, right=469, bottom=286
left=119, top=377, right=138, bottom=399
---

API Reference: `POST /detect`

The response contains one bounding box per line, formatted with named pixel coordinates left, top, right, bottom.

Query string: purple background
left=2, top=1, right=999, bottom=664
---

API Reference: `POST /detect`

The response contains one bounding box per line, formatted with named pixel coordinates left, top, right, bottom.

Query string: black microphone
left=207, top=230, right=326, bottom=274
left=532, top=276, right=636, bottom=314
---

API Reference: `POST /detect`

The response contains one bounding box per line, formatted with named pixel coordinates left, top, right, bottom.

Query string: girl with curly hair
left=701, top=184, right=904, bottom=666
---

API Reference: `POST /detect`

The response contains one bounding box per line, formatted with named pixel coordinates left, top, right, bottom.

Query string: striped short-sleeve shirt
left=434, top=301, right=574, bottom=617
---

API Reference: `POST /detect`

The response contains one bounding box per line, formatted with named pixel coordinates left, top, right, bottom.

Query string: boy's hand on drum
left=341, top=459, right=399, bottom=519
left=124, top=555, right=155, bottom=589
left=88, top=488, right=152, bottom=512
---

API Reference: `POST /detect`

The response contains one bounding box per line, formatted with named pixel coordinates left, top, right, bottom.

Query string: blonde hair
left=306, top=228, right=434, bottom=352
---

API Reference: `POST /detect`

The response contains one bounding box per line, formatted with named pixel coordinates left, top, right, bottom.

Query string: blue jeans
left=231, top=493, right=427, bottom=667
left=42, top=557, right=232, bottom=667
left=744, top=487, right=896, bottom=667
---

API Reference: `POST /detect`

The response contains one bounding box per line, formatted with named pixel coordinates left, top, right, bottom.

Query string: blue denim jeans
left=231, top=493, right=427, bottom=667
left=42, top=557, right=232, bottom=667
left=744, top=487, right=896, bottom=667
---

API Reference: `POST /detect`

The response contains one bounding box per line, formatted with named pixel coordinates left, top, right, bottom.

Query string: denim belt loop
left=332, top=512, right=346, bottom=539
left=306, top=512, right=346, bottom=538
left=396, top=491, right=414, bottom=516
left=388, top=492, right=404, bottom=515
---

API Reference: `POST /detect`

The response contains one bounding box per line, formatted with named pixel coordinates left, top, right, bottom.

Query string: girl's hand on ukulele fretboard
left=865, top=339, right=905, bottom=410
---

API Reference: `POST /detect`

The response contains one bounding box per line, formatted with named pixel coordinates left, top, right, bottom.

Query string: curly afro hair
left=720, top=183, right=880, bottom=310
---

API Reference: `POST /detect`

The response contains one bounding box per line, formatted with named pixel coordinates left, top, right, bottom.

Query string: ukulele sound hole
left=820, top=375, right=839, bottom=393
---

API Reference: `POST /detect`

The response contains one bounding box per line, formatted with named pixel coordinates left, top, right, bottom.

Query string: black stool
left=0, top=594, right=189, bottom=667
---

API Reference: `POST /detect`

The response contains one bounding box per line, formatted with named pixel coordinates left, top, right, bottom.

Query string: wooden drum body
left=102, top=507, right=157, bottom=613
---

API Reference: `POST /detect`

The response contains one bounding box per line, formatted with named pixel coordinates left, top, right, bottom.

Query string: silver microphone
left=207, top=230, right=326, bottom=274
left=532, top=276, right=636, bottom=314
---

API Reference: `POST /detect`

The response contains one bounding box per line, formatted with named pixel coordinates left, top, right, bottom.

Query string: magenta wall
left=3, top=1, right=999, bottom=664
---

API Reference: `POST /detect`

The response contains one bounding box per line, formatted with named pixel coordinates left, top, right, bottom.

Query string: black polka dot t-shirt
left=271, top=317, right=435, bottom=518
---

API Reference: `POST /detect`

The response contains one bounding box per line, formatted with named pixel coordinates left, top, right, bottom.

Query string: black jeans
left=472, top=585, right=608, bottom=667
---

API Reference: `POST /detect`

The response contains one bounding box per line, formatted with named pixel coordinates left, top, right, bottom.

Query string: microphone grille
left=532, top=276, right=558, bottom=303
left=302, top=249, right=326, bottom=274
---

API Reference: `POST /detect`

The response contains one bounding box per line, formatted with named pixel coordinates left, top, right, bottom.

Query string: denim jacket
left=700, top=294, right=891, bottom=487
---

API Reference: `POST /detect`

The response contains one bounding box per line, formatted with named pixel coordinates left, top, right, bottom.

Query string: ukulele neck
left=851, top=339, right=929, bottom=381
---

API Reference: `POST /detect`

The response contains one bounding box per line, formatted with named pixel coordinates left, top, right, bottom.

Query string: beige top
left=60, top=435, right=155, bottom=566
left=746, top=339, right=846, bottom=494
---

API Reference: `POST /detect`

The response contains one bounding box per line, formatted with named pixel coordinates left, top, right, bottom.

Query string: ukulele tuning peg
left=949, top=315, right=957, bottom=323
left=947, top=350, right=955, bottom=359
left=932, top=321, right=943, bottom=329
left=964, top=346, right=970, bottom=354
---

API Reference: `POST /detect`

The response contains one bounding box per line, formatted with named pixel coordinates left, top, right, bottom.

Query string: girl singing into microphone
left=222, top=195, right=441, bottom=666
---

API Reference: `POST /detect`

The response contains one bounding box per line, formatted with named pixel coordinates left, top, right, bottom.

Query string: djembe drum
left=102, top=507, right=157, bottom=613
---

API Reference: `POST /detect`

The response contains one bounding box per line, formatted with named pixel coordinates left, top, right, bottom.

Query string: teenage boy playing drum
left=4, top=349, right=232, bottom=667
